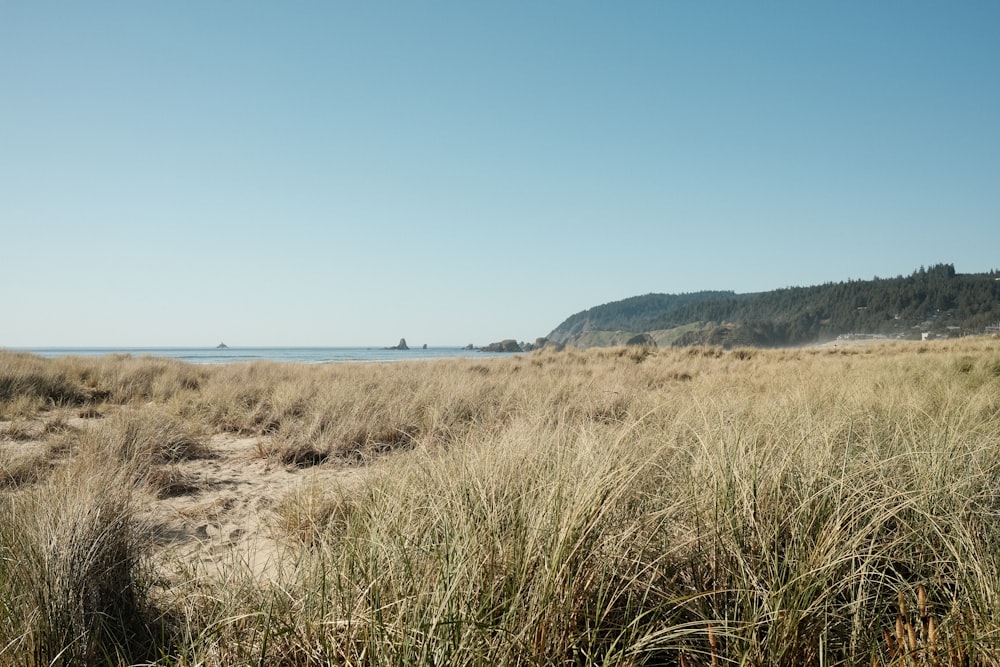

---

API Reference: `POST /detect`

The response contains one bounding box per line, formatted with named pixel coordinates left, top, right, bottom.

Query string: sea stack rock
left=389, top=338, right=409, bottom=350
left=480, top=339, right=523, bottom=353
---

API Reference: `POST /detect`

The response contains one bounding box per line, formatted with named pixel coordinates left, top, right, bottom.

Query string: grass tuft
left=0, top=468, right=156, bottom=665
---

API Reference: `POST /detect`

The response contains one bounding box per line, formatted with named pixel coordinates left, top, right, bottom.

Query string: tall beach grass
left=2, top=339, right=1000, bottom=664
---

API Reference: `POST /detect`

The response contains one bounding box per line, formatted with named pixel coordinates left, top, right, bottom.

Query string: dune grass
left=2, top=339, right=1000, bottom=665
left=0, top=466, right=154, bottom=666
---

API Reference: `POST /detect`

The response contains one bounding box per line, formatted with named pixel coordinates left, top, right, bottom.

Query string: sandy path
left=2, top=411, right=360, bottom=582
left=147, top=433, right=360, bottom=580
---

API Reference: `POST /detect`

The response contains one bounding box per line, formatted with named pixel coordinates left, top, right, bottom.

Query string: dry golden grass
left=2, top=339, right=1000, bottom=665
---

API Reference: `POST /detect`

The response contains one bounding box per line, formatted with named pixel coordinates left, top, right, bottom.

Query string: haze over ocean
left=14, top=347, right=515, bottom=364
left=2, top=3, right=998, bottom=347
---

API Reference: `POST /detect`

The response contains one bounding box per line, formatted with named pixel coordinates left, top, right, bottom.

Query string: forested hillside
left=549, top=264, right=1000, bottom=348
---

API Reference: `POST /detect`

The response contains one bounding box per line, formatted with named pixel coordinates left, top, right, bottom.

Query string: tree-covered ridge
left=551, top=291, right=741, bottom=340
left=549, top=264, right=1000, bottom=348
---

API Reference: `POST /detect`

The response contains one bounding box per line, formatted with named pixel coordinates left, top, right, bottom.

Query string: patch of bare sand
left=3, top=409, right=362, bottom=581
left=146, top=433, right=361, bottom=582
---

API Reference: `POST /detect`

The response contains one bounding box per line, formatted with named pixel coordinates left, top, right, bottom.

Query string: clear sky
left=2, top=2, right=998, bottom=347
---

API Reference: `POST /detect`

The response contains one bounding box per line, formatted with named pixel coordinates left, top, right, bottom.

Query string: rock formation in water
left=387, top=338, right=409, bottom=350
left=480, top=339, right=523, bottom=353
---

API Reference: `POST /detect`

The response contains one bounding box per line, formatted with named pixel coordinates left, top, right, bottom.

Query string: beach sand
left=1, top=407, right=362, bottom=583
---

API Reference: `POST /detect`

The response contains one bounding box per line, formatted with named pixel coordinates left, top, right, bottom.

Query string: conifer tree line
left=550, top=264, right=1000, bottom=347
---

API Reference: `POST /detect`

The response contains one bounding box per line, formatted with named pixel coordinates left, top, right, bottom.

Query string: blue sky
left=2, top=2, right=998, bottom=346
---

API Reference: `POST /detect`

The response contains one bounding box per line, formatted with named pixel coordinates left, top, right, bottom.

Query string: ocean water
left=12, top=347, right=520, bottom=364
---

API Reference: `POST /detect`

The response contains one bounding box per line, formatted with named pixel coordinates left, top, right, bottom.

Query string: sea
left=10, top=347, right=519, bottom=365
